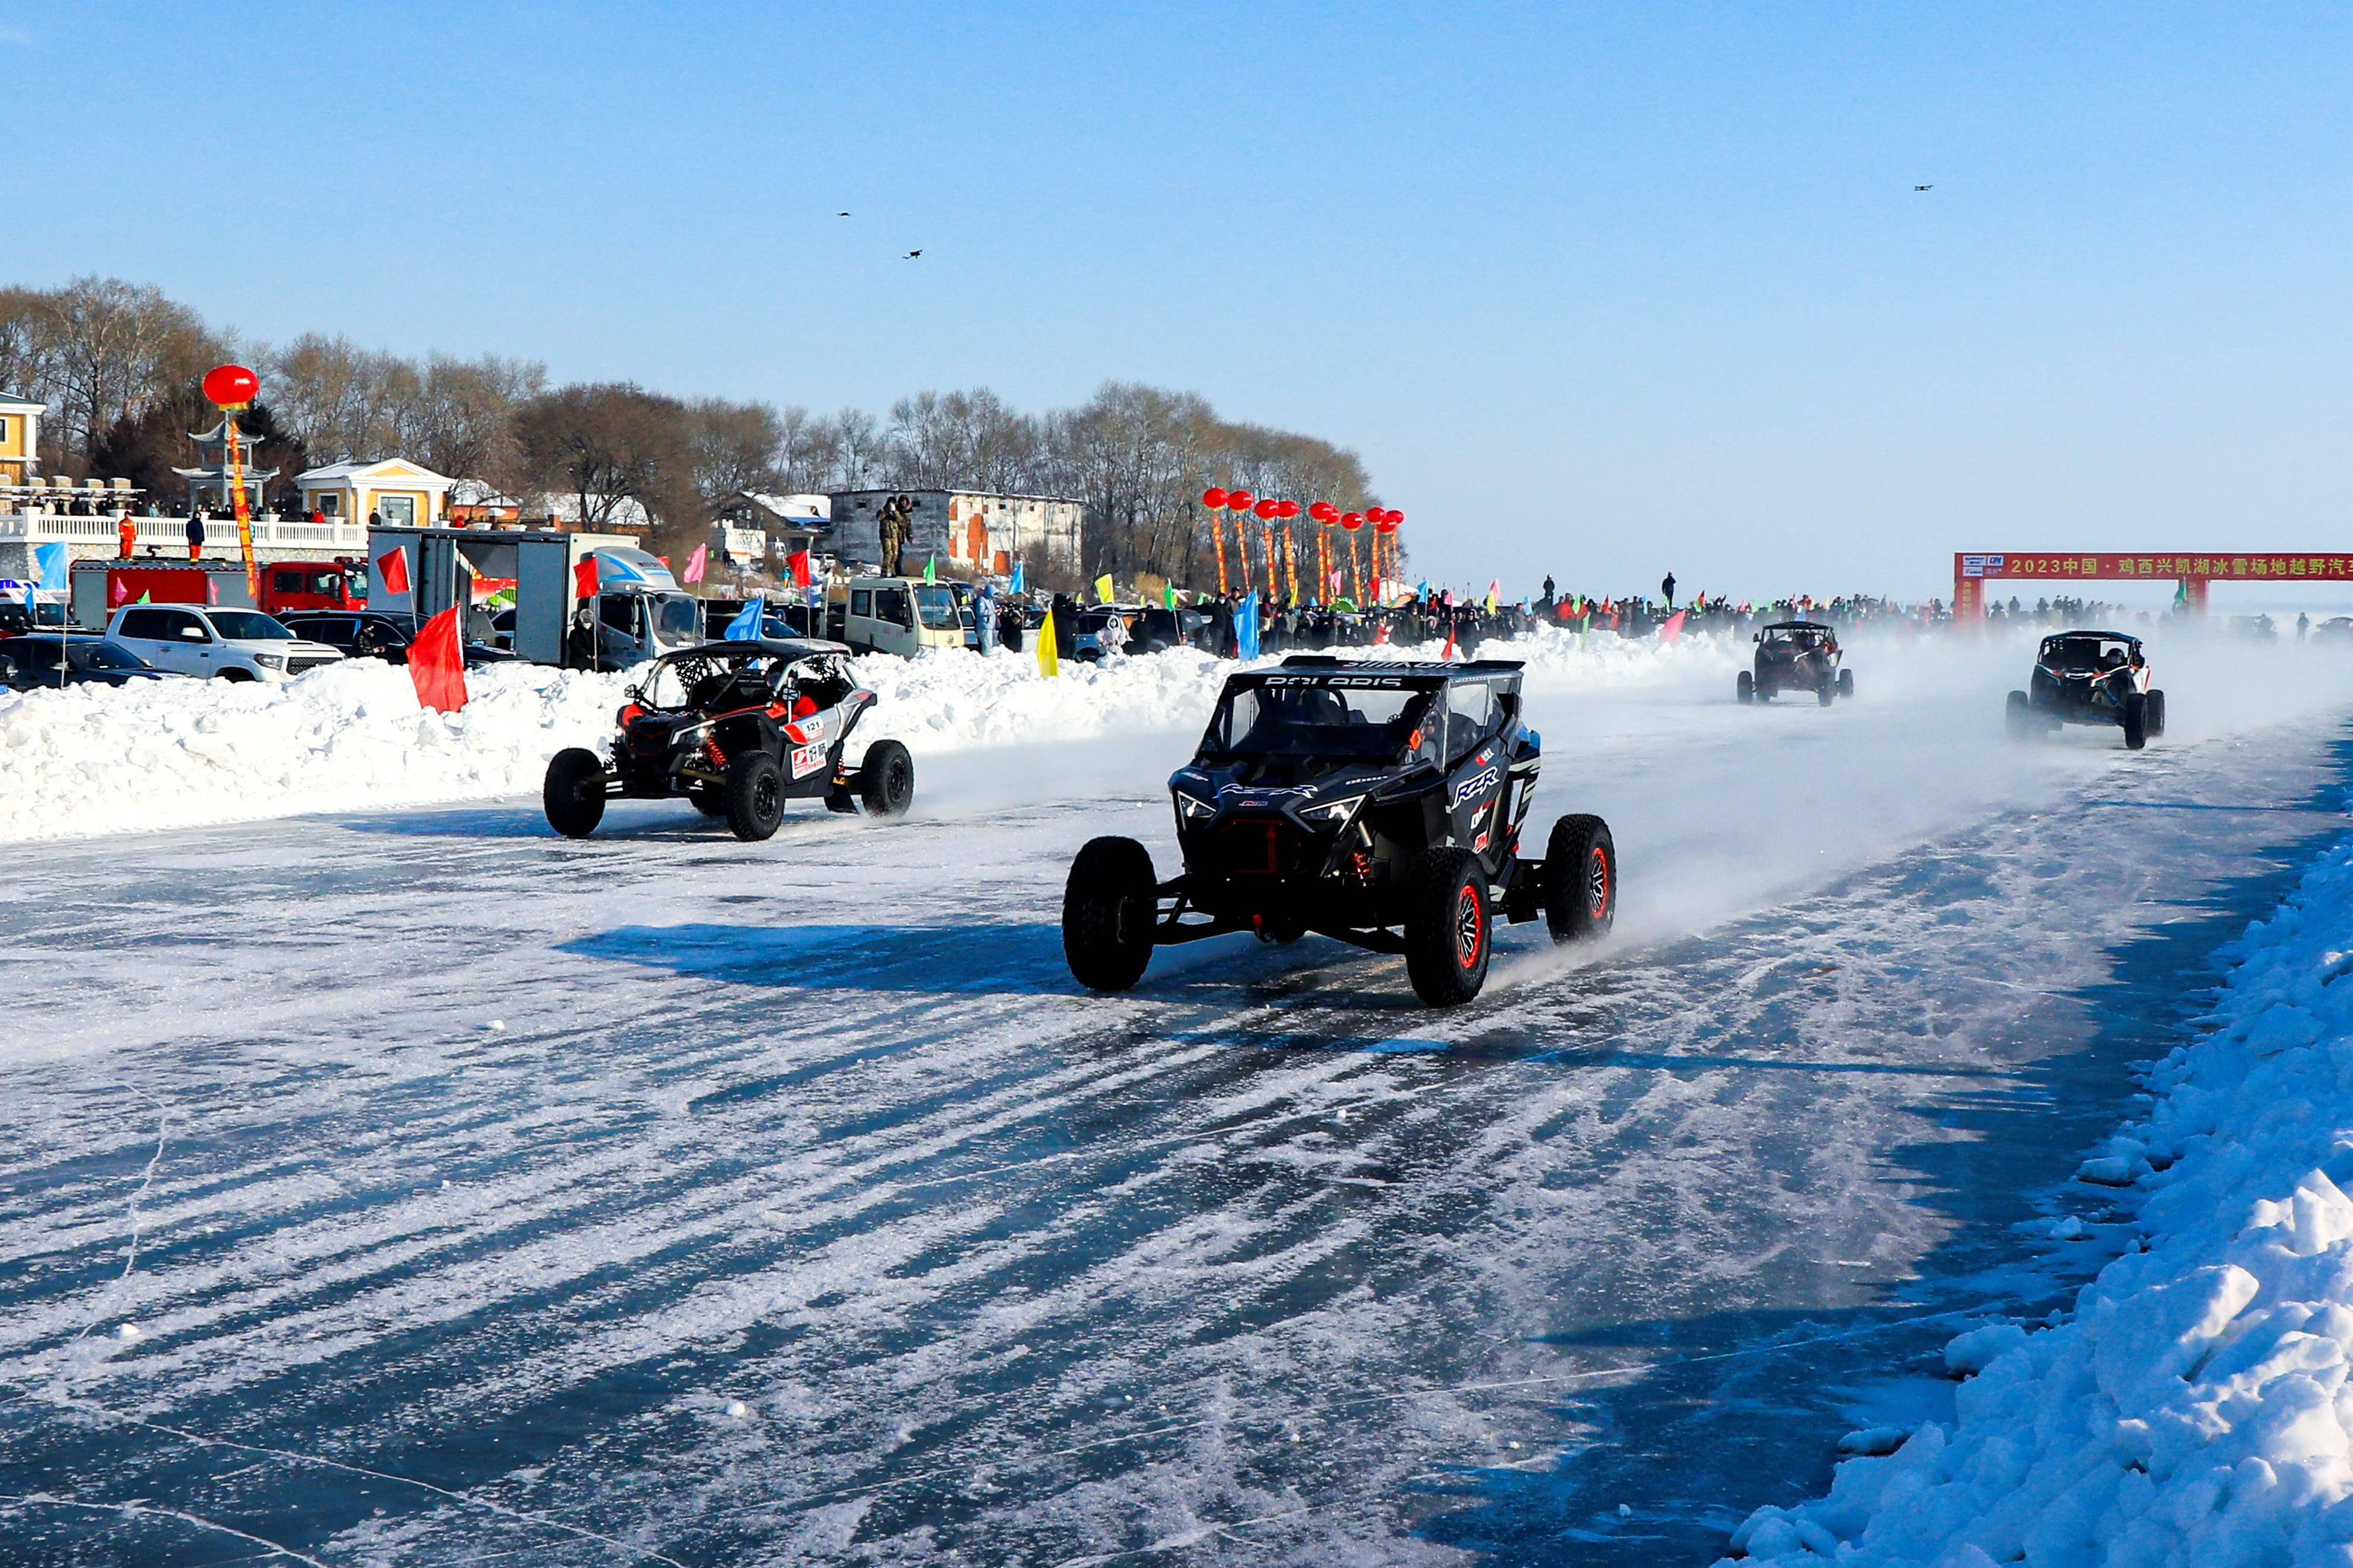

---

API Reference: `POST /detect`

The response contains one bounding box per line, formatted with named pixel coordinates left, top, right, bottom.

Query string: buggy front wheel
left=1838, top=668, right=1855, bottom=699
left=724, top=751, right=786, bottom=840
left=543, top=748, right=608, bottom=838
left=1736, top=669, right=1753, bottom=704
left=858, top=739, right=915, bottom=818
left=1405, top=848, right=1492, bottom=1007
left=1063, top=837, right=1158, bottom=991
left=2005, top=690, right=2031, bottom=741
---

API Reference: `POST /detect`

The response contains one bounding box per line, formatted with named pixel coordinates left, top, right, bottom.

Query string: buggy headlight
left=1300, top=794, right=1365, bottom=827
left=1175, top=790, right=1217, bottom=822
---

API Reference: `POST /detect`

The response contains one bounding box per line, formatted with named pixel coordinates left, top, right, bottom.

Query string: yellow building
left=295, top=459, right=456, bottom=528
left=0, top=392, right=44, bottom=486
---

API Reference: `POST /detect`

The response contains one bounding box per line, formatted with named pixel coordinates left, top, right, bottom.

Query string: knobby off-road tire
left=1838, top=668, right=1855, bottom=699
left=1818, top=676, right=1836, bottom=707
left=1405, top=847, right=1492, bottom=1007
left=2122, top=692, right=2148, bottom=750
left=688, top=788, right=728, bottom=818
left=543, top=748, right=607, bottom=838
left=1063, top=836, right=1157, bottom=991
left=1736, top=669, right=1754, bottom=704
left=725, top=751, right=787, bottom=841
left=1542, top=813, right=1617, bottom=945
left=2146, top=689, right=2167, bottom=738
left=2005, top=690, right=2031, bottom=742
left=859, top=739, right=915, bottom=818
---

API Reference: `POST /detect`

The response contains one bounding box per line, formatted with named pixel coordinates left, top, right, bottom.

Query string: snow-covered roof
left=735, top=491, right=831, bottom=523
left=296, top=458, right=455, bottom=488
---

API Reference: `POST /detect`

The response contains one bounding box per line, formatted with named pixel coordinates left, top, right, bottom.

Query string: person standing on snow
left=1660, top=571, right=1676, bottom=608
left=186, top=507, right=206, bottom=562
left=976, top=581, right=999, bottom=654
left=1098, top=607, right=1131, bottom=659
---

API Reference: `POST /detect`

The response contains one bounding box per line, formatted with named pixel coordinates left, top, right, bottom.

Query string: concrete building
left=827, top=489, right=1081, bottom=577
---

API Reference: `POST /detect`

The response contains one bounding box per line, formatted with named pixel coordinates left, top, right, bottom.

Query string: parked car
left=1072, top=605, right=1147, bottom=661
left=822, top=578, right=965, bottom=657
left=104, top=605, right=345, bottom=682
left=278, top=610, right=516, bottom=667
left=0, top=634, right=182, bottom=689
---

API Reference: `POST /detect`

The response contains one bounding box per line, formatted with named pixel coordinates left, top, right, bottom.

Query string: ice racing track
left=4, top=640, right=2351, bottom=1566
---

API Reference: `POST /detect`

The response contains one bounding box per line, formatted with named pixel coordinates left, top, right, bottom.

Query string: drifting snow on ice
left=1729, top=821, right=2353, bottom=1567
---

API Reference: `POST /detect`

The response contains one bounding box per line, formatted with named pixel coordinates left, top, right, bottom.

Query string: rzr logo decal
left=1451, top=766, right=1499, bottom=808
left=790, top=743, right=826, bottom=777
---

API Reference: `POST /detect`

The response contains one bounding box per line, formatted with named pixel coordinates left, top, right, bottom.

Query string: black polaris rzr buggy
left=542, top=638, right=914, bottom=841
left=1061, top=657, right=1617, bottom=1006
left=1739, top=620, right=1853, bottom=706
left=2006, top=629, right=2166, bottom=750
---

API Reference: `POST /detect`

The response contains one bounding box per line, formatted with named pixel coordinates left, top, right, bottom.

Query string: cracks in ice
left=0, top=1492, right=333, bottom=1567
left=7, top=1386, right=688, bottom=1567
left=65, top=1086, right=170, bottom=1356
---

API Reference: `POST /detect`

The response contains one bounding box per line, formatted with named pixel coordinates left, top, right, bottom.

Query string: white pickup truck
left=106, top=605, right=346, bottom=682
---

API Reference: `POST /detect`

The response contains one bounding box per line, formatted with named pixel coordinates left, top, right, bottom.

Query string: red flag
left=574, top=555, right=600, bottom=600
left=408, top=606, right=469, bottom=714
left=786, top=549, right=812, bottom=588
left=1441, top=623, right=1457, bottom=660
left=376, top=546, right=411, bottom=596
left=684, top=543, right=708, bottom=584
left=1659, top=609, right=1688, bottom=643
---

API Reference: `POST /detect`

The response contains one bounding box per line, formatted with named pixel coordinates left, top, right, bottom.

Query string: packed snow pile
left=0, top=626, right=1732, bottom=842
left=1727, top=822, right=2353, bottom=1567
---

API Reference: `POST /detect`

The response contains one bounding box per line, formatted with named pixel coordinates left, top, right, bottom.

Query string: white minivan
left=823, top=578, right=967, bottom=657
left=107, top=605, right=347, bottom=682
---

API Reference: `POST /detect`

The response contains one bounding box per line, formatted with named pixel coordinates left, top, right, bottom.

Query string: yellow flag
left=1094, top=573, right=1115, bottom=603
left=1037, top=608, right=1059, bottom=676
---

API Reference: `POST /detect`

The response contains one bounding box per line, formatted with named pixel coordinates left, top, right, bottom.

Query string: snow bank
left=0, top=626, right=1728, bottom=842
left=1726, top=819, right=2353, bottom=1567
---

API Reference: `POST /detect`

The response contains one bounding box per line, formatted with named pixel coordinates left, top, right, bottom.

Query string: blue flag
left=1010, top=560, right=1025, bottom=594
left=723, top=597, right=767, bottom=641
left=34, top=543, right=68, bottom=592
left=1235, top=590, right=1260, bottom=661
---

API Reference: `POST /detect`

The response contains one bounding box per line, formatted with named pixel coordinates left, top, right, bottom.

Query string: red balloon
left=1226, top=489, right=1254, bottom=511
left=1277, top=500, right=1300, bottom=519
left=1340, top=511, right=1364, bottom=531
left=1254, top=498, right=1279, bottom=520
left=202, top=363, right=258, bottom=408
left=1201, top=486, right=1228, bottom=509
left=1375, top=514, right=1398, bottom=533
left=1389, top=509, right=1405, bottom=527
left=1309, top=501, right=1334, bottom=521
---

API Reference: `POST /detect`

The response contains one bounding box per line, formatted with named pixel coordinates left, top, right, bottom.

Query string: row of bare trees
left=0, top=276, right=1387, bottom=581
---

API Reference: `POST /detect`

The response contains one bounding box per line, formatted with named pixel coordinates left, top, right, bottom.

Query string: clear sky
left=9, top=2, right=2350, bottom=598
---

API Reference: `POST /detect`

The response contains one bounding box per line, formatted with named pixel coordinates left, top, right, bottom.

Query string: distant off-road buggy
left=2006, top=629, right=2166, bottom=750
left=543, top=638, right=914, bottom=841
left=1738, top=621, right=1853, bottom=706
left=1061, top=657, right=1617, bottom=1007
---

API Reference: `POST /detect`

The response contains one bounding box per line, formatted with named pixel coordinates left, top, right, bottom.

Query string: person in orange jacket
left=116, top=512, right=135, bottom=559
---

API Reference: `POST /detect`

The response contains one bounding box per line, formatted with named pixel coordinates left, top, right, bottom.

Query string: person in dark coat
left=1051, top=592, right=1079, bottom=657
left=185, top=507, right=206, bottom=562
left=1660, top=571, right=1677, bottom=608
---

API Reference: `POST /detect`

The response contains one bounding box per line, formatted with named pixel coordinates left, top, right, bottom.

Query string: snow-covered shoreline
left=0, top=628, right=1733, bottom=844
left=1728, top=807, right=2353, bottom=1566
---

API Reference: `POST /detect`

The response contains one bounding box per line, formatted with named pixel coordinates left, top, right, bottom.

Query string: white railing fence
left=0, top=508, right=371, bottom=554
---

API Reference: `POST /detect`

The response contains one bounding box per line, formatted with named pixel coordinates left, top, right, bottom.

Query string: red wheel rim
left=1456, top=882, right=1483, bottom=967
left=1587, top=847, right=1611, bottom=918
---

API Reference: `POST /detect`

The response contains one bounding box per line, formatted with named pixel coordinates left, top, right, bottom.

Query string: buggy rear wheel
left=1542, top=814, right=1617, bottom=944
left=1817, top=677, right=1836, bottom=707
left=1405, top=848, right=1491, bottom=1007
left=2005, top=690, right=2031, bottom=741
left=724, top=751, right=786, bottom=840
left=2122, top=692, right=2148, bottom=750
left=542, top=748, right=607, bottom=838
left=688, top=787, right=726, bottom=818
left=1736, top=669, right=1754, bottom=704
left=1838, top=667, right=1855, bottom=699
left=858, top=739, right=915, bottom=818
left=2146, top=689, right=2167, bottom=738
left=1063, top=837, right=1157, bottom=991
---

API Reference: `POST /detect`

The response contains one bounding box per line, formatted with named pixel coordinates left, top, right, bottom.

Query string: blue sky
left=10, top=2, right=2351, bottom=597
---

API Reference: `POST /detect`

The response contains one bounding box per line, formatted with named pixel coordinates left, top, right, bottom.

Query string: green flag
left=1164, top=584, right=1177, bottom=609
left=923, top=555, right=936, bottom=584
left=136, top=591, right=152, bottom=604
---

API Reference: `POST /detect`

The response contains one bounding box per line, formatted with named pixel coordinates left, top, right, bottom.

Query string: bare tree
left=515, top=382, right=698, bottom=553
left=685, top=397, right=785, bottom=513
left=23, top=277, right=222, bottom=467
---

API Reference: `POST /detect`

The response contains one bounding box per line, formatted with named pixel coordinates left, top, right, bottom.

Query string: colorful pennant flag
left=1037, top=608, right=1060, bottom=676
left=408, top=606, right=469, bottom=714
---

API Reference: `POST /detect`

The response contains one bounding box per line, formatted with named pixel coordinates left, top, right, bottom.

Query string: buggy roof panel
left=1761, top=620, right=1831, bottom=632
left=655, top=637, right=852, bottom=664
left=2042, top=629, right=2141, bottom=647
